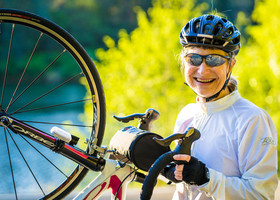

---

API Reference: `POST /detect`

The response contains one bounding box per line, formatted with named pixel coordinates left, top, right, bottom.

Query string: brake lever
left=154, top=127, right=200, bottom=155
left=113, top=108, right=159, bottom=131
left=113, top=113, right=144, bottom=123
left=140, top=127, right=200, bottom=200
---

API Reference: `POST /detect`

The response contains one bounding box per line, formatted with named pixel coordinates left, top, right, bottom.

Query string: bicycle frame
left=0, top=9, right=163, bottom=200
left=0, top=114, right=105, bottom=172
left=0, top=112, right=142, bottom=200
left=74, top=159, right=136, bottom=200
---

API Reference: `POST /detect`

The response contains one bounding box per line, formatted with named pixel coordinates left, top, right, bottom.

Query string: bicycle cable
left=114, top=166, right=138, bottom=200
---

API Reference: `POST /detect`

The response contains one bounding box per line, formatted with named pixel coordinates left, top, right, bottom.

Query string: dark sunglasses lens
left=188, top=54, right=202, bottom=66
left=206, top=55, right=226, bottom=66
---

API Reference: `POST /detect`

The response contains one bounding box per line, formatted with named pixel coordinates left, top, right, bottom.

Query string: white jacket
left=173, top=91, right=278, bottom=200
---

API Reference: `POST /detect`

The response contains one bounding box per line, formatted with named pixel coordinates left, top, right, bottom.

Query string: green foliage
left=93, top=0, right=208, bottom=145
left=89, top=0, right=280, bottom=173
left=0, top=0, right=152, bottom=60
left=235, top=0, right=280, bottom=172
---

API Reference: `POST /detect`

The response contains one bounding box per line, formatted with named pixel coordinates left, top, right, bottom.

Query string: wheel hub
left=0, top=110, right=14, bottom=130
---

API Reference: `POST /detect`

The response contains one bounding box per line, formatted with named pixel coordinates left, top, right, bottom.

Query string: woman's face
left=183, top=47, right=236, bottom=101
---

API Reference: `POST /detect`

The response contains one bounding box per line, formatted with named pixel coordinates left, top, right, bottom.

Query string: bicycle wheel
left=0, top=9, right=106, bottom=199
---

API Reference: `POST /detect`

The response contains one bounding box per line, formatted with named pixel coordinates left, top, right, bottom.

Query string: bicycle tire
left=0, top=8, right=106, bottom=199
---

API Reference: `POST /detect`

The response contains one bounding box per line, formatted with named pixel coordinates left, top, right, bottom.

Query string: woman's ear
left=227, top=57, right=236, bottom=78
left=229, top=57, right=236, bottom=72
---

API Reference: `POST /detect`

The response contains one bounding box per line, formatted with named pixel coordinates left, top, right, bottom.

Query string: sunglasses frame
left=184, top=53, right=231, bottom=67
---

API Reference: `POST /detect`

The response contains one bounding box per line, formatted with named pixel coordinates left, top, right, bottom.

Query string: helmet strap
left=184, top=75, right=231, bottom=102
left=205, top=74, right=231, bottom=102
left=204, top=58, right=233, bottom=102
left=184, top=56, right=233, bottom=102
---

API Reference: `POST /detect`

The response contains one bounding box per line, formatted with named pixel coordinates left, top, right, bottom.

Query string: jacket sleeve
left=199, top=111, right=278, bottom=200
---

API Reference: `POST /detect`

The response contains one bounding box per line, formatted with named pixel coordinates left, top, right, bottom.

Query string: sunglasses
left=184, top=53, right=231, bottom=67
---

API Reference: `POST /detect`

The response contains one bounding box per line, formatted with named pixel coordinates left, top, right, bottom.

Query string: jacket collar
left=196, top=90, right=241, bottom=114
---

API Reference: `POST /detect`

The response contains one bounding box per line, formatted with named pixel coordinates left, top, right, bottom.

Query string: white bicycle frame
left=74, top=159, right=136, bottom=200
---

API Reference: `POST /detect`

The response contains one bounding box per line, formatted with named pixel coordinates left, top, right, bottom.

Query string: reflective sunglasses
left=184, top=53, right=231, bottom=67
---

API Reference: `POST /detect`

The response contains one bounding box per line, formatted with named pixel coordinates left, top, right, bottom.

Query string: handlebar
left=113, top=108, right=159, bottom=131
left=140, top=127, right=201, bottom=200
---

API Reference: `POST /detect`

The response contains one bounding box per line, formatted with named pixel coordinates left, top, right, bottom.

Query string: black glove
left=181, top=156, right=210, bottom=186
left=160, top=163, right=182, bottom=183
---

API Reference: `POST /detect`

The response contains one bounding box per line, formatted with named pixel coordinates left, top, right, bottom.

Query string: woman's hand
left=173, top=154, right=191, bottom=180
left=173, top=154, right=210, bottom=186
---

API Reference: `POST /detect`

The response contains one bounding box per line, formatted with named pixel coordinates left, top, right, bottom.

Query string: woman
left=171, top=15, right=278, bottom=199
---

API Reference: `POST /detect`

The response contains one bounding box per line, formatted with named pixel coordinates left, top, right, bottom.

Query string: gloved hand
left=173, top=154, right=210, bottom=186
left=160, top=162, right=182, bottom=183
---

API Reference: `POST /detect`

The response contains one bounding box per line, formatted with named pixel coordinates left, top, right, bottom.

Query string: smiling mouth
left=195, top=78, right=215, bottom=83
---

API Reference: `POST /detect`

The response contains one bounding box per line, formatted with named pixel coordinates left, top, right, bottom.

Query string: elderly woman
left=170, top=14, right=278, bottom=200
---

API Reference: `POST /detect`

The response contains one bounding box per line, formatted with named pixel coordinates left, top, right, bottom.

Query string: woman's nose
left=197, top=62, right=210, bottom=74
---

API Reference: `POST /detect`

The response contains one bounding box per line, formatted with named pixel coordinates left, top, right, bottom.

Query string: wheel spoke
left=18, top=120, right=93, bottom=128
left=0, top=9, right=105, bottom=199
left=6, top=32, right=43, bottom=112
left=11, top=72, right=83, bottom=115
left=6, top=128, right=46, bottom=196
left=18, top=134, right=68, bottom=178
left=13, top=98, right=92, bottom=114
left=4, top=128, right=18, bottom=200
left=1, top=24, right=15, bottom=109
left=7, top=49, right=67, bottom=110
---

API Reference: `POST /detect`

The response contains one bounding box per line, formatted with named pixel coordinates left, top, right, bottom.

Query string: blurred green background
left=1, top=0, right=279, bottom=176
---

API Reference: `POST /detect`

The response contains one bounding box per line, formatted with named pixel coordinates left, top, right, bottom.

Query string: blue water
left=0, top=84, right=97, bottom=198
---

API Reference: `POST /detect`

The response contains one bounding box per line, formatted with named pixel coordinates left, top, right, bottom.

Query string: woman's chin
left=196, top=92, right=214, bottom=98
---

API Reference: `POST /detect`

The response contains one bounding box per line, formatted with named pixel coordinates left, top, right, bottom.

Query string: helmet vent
left=198, top=37, right=212, bottom=44
left=185, top=23, right=190, bottom=33
left=203, top=24, right=211, bottom=34
left=224, top=27, right=233, bottom=37
left=213, top=39, right=224, bottom=45
left=213, top=22, right=223, bottom=35
left=206, top=15, right=214, bottom=20
left=193, top=19, right=201, bottom=33
left=232, top=35, right=240, bottom=44
left=187, top=36, right=197, bottom=43
left=179, top=15, right=241, bottom=55
left=221, top=18, right=228, bottom=23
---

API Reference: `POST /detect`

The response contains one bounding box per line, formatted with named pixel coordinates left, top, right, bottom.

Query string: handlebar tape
left=140, top=151, right=176, bottom=200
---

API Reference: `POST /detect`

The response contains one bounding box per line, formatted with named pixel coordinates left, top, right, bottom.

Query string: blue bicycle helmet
left=180, top=15, right=241, bottom=55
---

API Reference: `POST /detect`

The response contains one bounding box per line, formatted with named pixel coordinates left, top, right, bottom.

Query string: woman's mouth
left=195, top=78, right=215, bottom=83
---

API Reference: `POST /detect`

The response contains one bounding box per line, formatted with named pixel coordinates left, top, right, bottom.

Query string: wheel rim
left=0, top=9, right=105, bottom=199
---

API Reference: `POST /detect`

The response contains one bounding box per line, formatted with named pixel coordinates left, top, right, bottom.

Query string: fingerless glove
left=161, top=163, right=182, bottom=183
left=182, top=156, right=210, bottom=186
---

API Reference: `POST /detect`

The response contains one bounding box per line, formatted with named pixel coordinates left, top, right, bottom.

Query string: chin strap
left=205, top=57, right=233, bottom=102
left=184, top=72, right=232, bottom=102
left=185, top=55, right=233, bottom=102
left=204, top=75, right=230, bottom=102
left=184, top=74, right=231, bottom=102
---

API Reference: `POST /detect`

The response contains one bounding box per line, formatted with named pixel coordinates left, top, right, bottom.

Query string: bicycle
left=0, top=9, right=200, bottom=200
